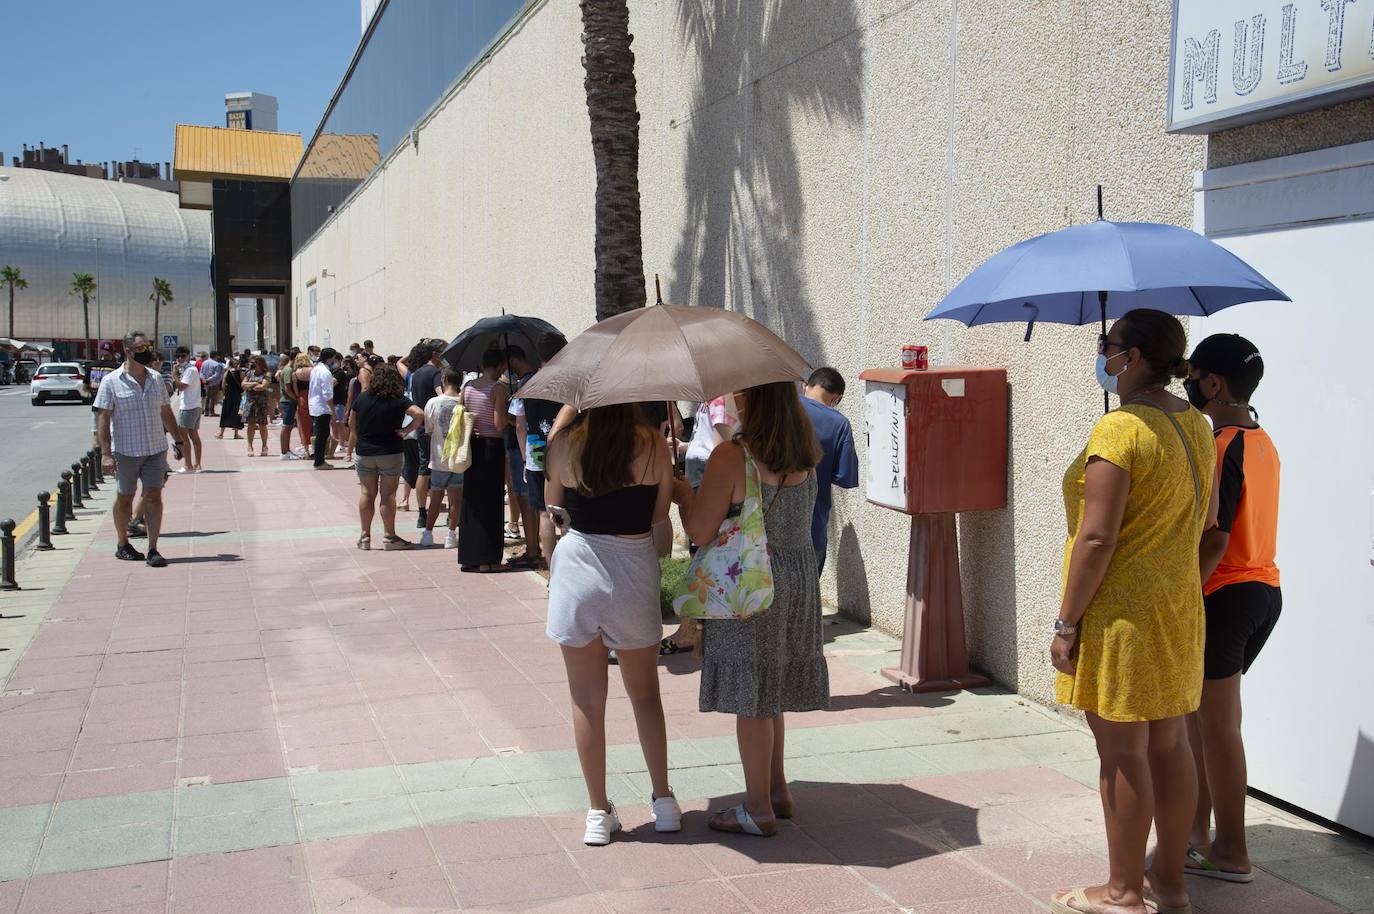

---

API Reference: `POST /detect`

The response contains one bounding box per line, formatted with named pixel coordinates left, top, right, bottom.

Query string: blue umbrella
left=925, top=207, right=1289, bottom=343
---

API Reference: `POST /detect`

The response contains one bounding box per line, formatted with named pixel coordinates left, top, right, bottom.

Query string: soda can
left=912, top=345, right=929, bottom=371
left=901, top=345, right=918, bottom=370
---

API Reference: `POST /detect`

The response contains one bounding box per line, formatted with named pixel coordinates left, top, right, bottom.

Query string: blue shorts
left=431, top=469, right=464, bottom=489
left=279, top=402, right=297, bottom=427
left=507, top=444, right=528, bottom=497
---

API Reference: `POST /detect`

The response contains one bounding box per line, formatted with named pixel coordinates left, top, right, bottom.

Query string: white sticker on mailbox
left=864, top=381, right=907, bottom=510
left=941, top=378, right=966, bottom=398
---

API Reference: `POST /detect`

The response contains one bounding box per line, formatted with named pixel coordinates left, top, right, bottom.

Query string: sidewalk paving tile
left=0, top=435, right=1357, bottom=914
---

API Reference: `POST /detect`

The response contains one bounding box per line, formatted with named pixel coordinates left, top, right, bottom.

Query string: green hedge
left=660, top=556, right=689, bottom=615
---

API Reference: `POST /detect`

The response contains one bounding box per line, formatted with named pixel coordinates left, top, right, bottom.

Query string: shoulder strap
left=1124, top=399, right=1201, bottom=514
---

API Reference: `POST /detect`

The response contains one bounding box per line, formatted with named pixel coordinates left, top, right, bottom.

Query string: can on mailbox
left=901, top=345, right=929, bottom=371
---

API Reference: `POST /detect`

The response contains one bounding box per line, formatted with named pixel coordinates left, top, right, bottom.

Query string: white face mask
left=1095, top=351, right=1129, bottom=394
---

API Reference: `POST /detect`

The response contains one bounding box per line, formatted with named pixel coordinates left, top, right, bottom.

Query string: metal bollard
left=1, top=518, right=17, bottom=591
left=60, top=472, right=77, bottom=519
left=85, top=452, right=99, bottom=491
left=93, top=448, right=105, bottom=485
left=52, top=484, right=69, bottom=535
left=36, top=492, right=54, bottom=551
left=77, top=460, right=91, bottom=501
left=69, top=465, right=85, bottom=509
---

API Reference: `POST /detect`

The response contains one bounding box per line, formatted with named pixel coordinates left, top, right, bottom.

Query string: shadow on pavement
left=165, top=553, right=243, bottom=564
left=159, top=530, right=230, bottom=538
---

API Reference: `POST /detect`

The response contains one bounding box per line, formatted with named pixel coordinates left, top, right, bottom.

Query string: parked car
left=30, top=362, right=91, bottom=406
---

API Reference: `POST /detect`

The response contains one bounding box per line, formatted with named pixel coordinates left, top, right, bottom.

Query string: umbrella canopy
left=441, top=314, right=567, bottom=372
left=517, top=304, right=812, bottom=410
left=924, top=219, right=1289, bottom=338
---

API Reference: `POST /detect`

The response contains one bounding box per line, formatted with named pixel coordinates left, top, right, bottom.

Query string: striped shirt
left=93, top=364, right=170, bottom=458
left=462, top=379, right=503, bottom=438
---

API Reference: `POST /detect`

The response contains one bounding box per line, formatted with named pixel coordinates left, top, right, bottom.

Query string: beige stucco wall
left=294, top=0, right=1215, bottom=706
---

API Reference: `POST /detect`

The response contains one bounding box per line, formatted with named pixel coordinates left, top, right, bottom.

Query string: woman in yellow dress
left=1051, top=310, right=1219, bottom=914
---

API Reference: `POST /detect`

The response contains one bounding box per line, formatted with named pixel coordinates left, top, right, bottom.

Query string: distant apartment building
left=7, top=143, right=175, bottom=191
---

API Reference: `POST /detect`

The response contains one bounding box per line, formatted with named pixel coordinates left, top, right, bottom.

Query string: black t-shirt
left=352, top=392, right=415, bottom=456
left=522, top=397, right=563, bottom=472
left=409, top=364, right=442, bottom=413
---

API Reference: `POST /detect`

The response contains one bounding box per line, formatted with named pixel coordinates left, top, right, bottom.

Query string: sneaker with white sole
left=418, top=529, right=434, bottom=547
left=651, top=792, right=682, bottom=833
left=443, top=530, right=459, bottom=549
left=583, top=805, right=621, bottom=846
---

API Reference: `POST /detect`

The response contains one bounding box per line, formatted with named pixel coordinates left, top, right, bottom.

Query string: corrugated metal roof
left=173, top=124, right=303, bottom=181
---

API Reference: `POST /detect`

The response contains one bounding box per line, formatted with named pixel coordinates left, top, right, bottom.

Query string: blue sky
left=0, top=0, right=361, bottom=171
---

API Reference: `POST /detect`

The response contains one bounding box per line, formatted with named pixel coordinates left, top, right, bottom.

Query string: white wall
left=294, top=0, right=1211, bottom=704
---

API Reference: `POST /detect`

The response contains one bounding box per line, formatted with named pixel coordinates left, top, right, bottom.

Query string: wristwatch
left=1053, top=619, right=1077, bottom=637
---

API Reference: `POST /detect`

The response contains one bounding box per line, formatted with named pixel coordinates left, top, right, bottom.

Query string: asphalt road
left=0, top=385, right=98, bottom=530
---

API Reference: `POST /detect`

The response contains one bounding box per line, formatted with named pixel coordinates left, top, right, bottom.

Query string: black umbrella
left=441, top=314, right=567, bottom=373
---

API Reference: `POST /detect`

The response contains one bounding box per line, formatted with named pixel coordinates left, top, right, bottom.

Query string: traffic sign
left=162, top=335, right=178, bottom=349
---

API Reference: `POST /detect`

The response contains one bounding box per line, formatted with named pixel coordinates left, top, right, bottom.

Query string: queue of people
left=90, top=312, right=1282, bottom=914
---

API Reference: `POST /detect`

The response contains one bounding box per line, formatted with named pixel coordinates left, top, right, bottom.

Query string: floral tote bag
left=672, top=446, right=776, bottom=621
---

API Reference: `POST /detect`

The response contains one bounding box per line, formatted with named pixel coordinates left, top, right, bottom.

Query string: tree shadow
left=159, top=531, right=230, bottom=538
left=666, top=0, right=864, bottom=370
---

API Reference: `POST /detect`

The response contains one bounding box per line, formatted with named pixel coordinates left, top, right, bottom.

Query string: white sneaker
left=651, top=792, right=682, bottom=833
left=583, top=805, right=621, bottom=846
left=418, top=529, right=434, bottom=547
left=443, top=530, right=459, bottom=549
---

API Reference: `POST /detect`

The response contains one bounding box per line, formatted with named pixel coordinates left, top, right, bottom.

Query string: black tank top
left=563, top=485, right=657, bottom=535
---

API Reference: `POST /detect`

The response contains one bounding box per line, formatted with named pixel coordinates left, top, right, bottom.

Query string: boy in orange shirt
left=1183, top=333, right=1281, bottom=885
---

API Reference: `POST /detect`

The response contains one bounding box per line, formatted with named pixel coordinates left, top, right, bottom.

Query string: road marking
left=12, top=506, right=37, bottom=540
left=30, top=421, right=56, bottom=430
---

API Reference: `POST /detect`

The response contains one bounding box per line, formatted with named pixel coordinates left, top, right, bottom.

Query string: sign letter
left=1321, top=0, right=1356, bottom=71
left=1233, top=15, right=1266, bottom=96
left=1279, top=3, right=1310, bottom=84
left=1181, top=29, right=1222, bottom=109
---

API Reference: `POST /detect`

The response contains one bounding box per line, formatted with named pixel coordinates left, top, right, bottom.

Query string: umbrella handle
left=1022, top=303, right=1039, bottom=342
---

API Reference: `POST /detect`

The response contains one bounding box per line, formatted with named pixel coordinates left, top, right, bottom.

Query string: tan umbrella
left=516, top=304, right=811, bottom=409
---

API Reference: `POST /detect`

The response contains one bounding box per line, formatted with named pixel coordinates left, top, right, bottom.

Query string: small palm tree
left=69, top=272, right=97, bottom=351
left=2, top=266, right=27, bottom=339
left=150, top=276, right=174, bottom=349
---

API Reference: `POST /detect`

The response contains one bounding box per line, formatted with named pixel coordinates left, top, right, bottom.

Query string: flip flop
left=1184, top=848, right=1254, bottom=883
left=707, top=804, right=776, bottom=837
left=658, top=639, right=685, bottom=656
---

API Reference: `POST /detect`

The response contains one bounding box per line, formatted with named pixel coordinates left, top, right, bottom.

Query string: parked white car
left=30, top=362, right=91, bottom=406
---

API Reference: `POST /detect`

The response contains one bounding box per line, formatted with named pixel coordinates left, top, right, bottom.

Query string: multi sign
left=1168, top=0, right=1374, bottom=133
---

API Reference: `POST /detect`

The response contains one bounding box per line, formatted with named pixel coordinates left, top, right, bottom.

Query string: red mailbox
left=859, top=367, right=1008, bottom=514
left=858, top=366, right=1009, bottom=694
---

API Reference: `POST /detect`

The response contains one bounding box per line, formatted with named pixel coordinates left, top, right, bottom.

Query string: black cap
left=1190, top=333, right=1263, bottom=395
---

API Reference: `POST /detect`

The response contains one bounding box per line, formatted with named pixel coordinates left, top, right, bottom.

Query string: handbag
left=672, top=446, right=780, bottom=621
left=441, top=396, right=474, bottom=473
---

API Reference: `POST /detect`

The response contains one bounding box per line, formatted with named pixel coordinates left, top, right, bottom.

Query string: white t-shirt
left=425, top=393, right=462, bottom=473
left=178, top=364, right=202, bottom=410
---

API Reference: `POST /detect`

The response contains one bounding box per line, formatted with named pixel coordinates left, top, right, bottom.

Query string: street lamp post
left=93, top=237, right=102, bottom=350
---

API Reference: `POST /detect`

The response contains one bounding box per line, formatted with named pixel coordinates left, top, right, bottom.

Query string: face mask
left=1095, top=351, right=1128, bottom=394
left=1183, top=377, right=1210, bottom=410
left=132, top=349, right=154, bottom=365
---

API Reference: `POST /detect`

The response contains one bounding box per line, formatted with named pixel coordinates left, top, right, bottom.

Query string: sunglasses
left=131, top=343, right=155, bottom=354
left=1097, top=334, right=1128, bottom=355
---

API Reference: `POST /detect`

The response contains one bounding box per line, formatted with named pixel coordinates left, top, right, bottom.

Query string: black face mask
left=132, top=350, right=155, bottom=365
left=1183, top=377, right=1210, bottom=410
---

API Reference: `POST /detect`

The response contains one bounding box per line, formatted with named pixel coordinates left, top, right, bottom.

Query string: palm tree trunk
left=154, top=298, right=161, bottom=350
left=7, top=284, right=13, bottom=339
left=580, top=0, right=646, bottom=322
left=82, top=294, right=92, bottom=353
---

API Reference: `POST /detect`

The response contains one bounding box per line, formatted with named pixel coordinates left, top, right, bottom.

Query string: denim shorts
left=431, top=469, right=464, bottom=489
left=177, top=407, right=202, bottom=430
left=506, top=444, right=528, bottom=497
left=279, top=402, right=297, bottom=427
left=354, top=452, right=405, bottom=479
left=333, top=404, right=347, bottom=422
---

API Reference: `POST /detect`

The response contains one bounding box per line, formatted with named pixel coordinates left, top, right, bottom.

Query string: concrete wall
left=294, top=0, right=1213, bottom=705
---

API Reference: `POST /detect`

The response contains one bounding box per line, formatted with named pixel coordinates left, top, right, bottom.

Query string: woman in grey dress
left=673, top=381, right=830, bottom=837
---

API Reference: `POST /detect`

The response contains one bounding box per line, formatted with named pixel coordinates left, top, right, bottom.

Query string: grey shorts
left=177, top=407, right=202, bottom=429
left=354, top=452, right=405, bottom=480
left=430, top=469, right=464, bottom=489
left=114, top=452, right=168, bottom=496
left=547, top=531, right=662, bottom=650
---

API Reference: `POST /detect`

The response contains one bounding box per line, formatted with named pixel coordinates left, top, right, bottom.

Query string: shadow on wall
left=1338, top=729, right=1374, bottom=837
left=665, top=0, right=863, bottom=369
left=957, top=383, right=1019, bottom=687
left=836, top=521, right=870, bottom=624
